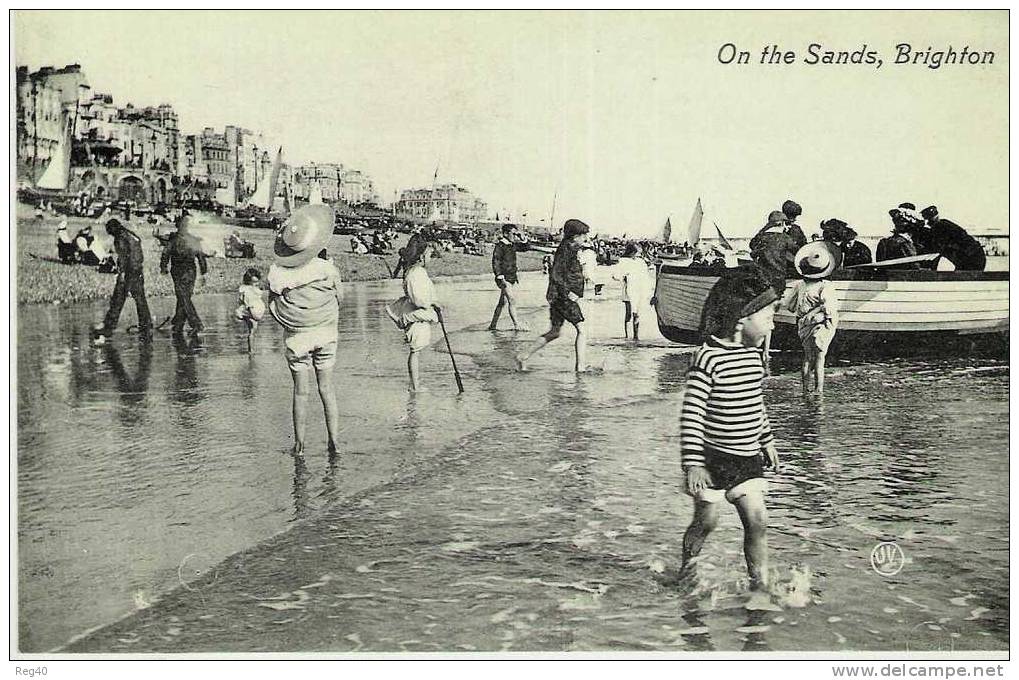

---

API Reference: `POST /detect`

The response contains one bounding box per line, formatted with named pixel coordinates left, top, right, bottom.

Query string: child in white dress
left=783, top=243, right=840, bottom=395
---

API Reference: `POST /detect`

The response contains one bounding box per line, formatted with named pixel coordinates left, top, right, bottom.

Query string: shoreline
left=16, top=211, right=545, bottom=307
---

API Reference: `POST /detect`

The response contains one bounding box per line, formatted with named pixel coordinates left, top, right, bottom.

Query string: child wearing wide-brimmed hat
left=679, top=267, right=781, bottom=593
left=783, top=242, right=840, bottom=395
left=267, top=204, right=344, bottom=456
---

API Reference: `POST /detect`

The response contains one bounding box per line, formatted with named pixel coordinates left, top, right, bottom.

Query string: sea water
left=16, top=273, right=1008, bottom=652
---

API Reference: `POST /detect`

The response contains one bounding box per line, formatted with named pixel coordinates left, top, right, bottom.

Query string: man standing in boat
left=749, top=210, right=799, bottom=375
left=749, top=210, right=798, bottom=296
left=920, top=206, right=987, bottom=271
left=781, top=199, right=808, bottom=255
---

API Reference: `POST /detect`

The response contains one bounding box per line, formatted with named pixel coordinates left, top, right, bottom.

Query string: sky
left=13, top=10, right=1008, bottom=238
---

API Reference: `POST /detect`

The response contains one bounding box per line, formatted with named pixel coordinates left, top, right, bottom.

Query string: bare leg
left=632, top=312, right=640, bottom=341
left=762, top=332, right=772, bottom=376
left=246, top=319, right=255, bottom=354
left=291, top=369, right=311, bottom=455
left=800, top=345, right=811, bottom=394
left=623, top=301, right=632, bottom=338
left=488, top=289, right=506, bottom=330
left=504, top=286, right=527, bottom=330
left=815, top=349, right=827, bottom=395
left=408, top=350, right=421, bottom=391
left=733, top=492, right=769, bottom=591
left=517, top=324, right=562, bottom=370
left=574, top=321, right=588, bottom=372
left=682, top=500, right=720, bottom=569
left=316, top=368, right=342, bottom=452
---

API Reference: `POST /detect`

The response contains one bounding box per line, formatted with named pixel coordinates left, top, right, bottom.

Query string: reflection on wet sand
left=17, top=277, right=1009, bottom=653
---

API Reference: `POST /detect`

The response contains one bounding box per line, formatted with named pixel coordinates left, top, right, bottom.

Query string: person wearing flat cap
left=749, top=210, right=799, bottom=374
left=750, top=210, right=799, bottom=295
left=781, top=199, right=808, bottom=253
left=782, top=242, right=840, bottom=395
left=516, top=218, right=592, bottom=372
left=266, top=204, right=344, bottom=457
left=92, top=218, right=152, bottom=342
left=839, top=226, right=872, bottom=267
left=920, top=206, right=986, bottom=271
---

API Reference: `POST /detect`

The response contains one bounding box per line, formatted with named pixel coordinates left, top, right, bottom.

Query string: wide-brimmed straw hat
left=274, top=204, right=335, bottom=267
left=794, top=242, right=836, bottom=279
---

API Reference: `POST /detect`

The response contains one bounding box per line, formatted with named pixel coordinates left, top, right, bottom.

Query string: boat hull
left=655, top=264, right=1009, bottom=354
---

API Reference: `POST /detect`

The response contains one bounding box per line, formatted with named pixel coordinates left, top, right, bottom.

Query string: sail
left=687, top=198, right=704, bottom=245
left=249, top=146, right=282, bottom=210
left=309, top=181, right=323, bottom=205
left=714, top=223, right=734, bottom=251
left=36, top=115, right=71, bottom=190
left=215, top=176, right=237, bottom=207
left=662, top=217, right=673, bottom=243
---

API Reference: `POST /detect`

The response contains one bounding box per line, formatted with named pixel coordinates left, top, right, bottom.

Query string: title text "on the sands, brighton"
left=716, top=43, right=996, bottom=70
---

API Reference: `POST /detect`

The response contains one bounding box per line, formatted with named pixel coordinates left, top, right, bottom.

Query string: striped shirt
left=680, top=336, right=774, bottom=467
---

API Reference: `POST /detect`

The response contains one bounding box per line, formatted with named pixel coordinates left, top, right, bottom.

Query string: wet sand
left=16, top=273, right=1009, bottom=654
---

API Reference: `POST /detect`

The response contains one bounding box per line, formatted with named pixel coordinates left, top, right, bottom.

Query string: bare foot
left=515, top=356, right=528, bottom=371
left=291, top=442, right=305, bottom=457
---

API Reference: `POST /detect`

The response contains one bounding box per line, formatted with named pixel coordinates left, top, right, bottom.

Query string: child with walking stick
left=385, top=238, right=440, bottom=392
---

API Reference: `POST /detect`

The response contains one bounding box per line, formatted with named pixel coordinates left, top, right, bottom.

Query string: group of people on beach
left=78, top=196, right=985, bottom=599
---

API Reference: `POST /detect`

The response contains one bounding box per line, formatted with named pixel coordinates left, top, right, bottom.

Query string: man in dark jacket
left=782, top=199, right=808, bottom=254
left=920, top=206, right=986, bottom=271
left=517, top=218, right=590, bottom=372
left=488, top=224, right=530, bottom=331
left=93, top=219, right=152, bottom=341
left=840, top=227, right=872, bottom=267
left=160, top=215, right=209, bottom=336
left=750, top=210, right=798, bottom=295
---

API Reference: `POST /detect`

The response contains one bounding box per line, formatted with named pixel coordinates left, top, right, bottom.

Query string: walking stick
left=434, top=307, right=464, bottom=394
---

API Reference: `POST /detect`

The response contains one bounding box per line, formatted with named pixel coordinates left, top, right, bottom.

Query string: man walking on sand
left=92, top=219, right=152, bottom=343
left=517, top=218, right=591, bottom=373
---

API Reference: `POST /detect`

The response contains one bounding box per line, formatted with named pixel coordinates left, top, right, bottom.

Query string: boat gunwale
left=657, top=264, right=1009, bottom=283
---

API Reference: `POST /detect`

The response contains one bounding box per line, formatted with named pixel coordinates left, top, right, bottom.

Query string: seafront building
left=395, top=183, right=488, bottom=224
left=292, top=163, right=379, bottom=207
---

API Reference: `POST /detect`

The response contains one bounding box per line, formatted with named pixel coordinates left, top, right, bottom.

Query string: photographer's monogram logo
left=870, top=541, right=905, bottom=577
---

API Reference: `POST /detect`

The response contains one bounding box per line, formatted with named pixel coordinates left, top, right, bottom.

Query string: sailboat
left=35, top=115, right=72, bottom=192
left=248, top=146, right=282, bottom=211
left=309, top=181, right=323, bottom=206
left=215, top=175, right=237, bottom=208
left=686, top=198, right=704, bottom=247
left=662, top=216, right=673, bottom=243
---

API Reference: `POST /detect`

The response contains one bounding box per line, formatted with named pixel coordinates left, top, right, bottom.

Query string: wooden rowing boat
left=654, top=259, right=1009, bottom=353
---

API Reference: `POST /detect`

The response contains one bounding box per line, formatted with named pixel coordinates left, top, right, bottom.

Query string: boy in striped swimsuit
left=680, top=269, right=782, bottom=591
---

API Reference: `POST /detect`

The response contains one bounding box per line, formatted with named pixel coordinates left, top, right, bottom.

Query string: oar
left=847, top=253, right=939, bottom=268
left=434, top=306, right=464, bottom=394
